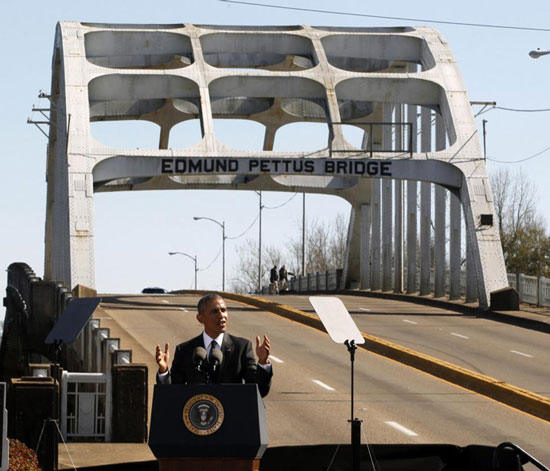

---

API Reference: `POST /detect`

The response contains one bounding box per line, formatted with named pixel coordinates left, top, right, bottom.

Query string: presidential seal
left=183, top=394, right=225, bottom=436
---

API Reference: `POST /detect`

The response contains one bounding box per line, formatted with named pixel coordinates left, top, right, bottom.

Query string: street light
left=255, top=191, right=263, bottom=293
left=529, top=49, right=550, bottom=59
left=168, top=251, right=198, bottom=290
left=193, top=216, right=226, bottom=291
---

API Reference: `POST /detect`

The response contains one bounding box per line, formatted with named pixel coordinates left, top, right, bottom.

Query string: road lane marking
left=312, top=379, right=335, bottom=391
left=385, top=421, right=418, bottom=436
left=402, top=319, right=417, bottom=324
left=451, top=332, right=469, bottom=339
left=269, top=355, right=284, bottom=363
left=360, top=308, right=371, bottom=312
left=510, top=350, right=533, bottom=358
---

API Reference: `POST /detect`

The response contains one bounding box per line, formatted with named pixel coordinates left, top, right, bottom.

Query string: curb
left=177, top=290, right=550, bottom=422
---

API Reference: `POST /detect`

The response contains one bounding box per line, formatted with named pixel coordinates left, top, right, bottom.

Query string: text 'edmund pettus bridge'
left=160, top=157, right=393, bottom=177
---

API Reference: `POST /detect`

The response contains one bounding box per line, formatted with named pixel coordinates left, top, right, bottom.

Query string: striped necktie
left=209, top=340, right=220, bottom=359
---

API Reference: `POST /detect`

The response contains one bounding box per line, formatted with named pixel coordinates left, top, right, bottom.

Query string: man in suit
left=155, top=293, right=272, bottom=397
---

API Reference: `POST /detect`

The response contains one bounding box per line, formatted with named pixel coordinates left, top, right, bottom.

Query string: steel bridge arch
left=44, top=22, right=507, bottom=308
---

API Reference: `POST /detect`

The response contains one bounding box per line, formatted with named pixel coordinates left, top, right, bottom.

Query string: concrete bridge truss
left=45, top=22, right=508, bottom=307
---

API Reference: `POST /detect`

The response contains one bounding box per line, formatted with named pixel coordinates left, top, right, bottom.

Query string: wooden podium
left=149, top=384, right=268, bottom=471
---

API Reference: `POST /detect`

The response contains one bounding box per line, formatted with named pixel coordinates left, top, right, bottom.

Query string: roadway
left=262, top=294, right=550, bottom=396
left=96, top=293, right=550, bottom=465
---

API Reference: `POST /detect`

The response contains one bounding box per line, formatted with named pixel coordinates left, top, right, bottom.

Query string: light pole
left=302, top=193, right=306, bottom=275
left=256, top=191, right=263, bottom=293
left=529, top=49, right=550, bottom=59
left=193, top=216, right=226, bottom=291
left=168, top=251, right=198, bottom=290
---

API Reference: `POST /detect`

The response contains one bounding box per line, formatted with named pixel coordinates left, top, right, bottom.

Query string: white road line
left=451, top=332, right=469, bottom=339
left=269, top=355, right=284, bottom=363
left=179, top=308, right=188, bottom=311
left=312, top=379, right=335, bottom=391
left=385, top=421, right=418, bottom=437
left=360, top=308, right=371, bottom=312
left=510, top=350, right=534, bottom=358
left=402, top=319, right=417, bottom=324
left=162, top=300, right=169, bottom=304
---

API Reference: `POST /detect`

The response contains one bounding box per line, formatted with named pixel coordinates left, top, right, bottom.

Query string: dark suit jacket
left=157, top=333, right=272, bottom=397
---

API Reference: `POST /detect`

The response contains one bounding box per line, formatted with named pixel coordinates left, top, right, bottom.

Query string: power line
left=487, top=146, right=550, bottom=163
left=219, top=0, right=550, bottom=32
left=226, top=214, right=260, bottom=240
left=263, top=192, right=298, bottom=210
left=474, top=105, right=550, bottom=118
left=199, top=244, right=223, bottom=271
left=495, top=106, right=550, bottom=113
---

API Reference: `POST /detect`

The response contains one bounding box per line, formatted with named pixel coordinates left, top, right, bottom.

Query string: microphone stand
left=345, top=339, right=361, bottom=471
left=195, top=360, right=212, bottom=384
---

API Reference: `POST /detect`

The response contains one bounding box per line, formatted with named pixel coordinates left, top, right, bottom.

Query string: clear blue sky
left=1, top=0, right=549, bottom=300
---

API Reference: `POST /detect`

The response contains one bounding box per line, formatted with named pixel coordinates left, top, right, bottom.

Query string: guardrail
left=263, top=267, right=550, bottom=308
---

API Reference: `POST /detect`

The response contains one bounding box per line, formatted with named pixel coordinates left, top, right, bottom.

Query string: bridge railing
left=266, top=267, right=550, bottom=308
left=3, top=263, right=146, bottom=444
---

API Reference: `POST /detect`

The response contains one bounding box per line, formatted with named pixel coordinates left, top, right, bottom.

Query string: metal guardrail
left=265, top=268, right=550, bottom=308
left=329, top=122, right=413, bottom=158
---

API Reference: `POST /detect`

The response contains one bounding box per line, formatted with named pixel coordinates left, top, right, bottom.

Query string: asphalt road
left=98, top=294, right=550, bottom=465
left=264, top=294, right=550, bottom=396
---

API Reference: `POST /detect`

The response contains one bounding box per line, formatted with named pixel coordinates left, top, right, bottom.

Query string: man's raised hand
left=255, top=334, right=271, bottom=365
left=156, top=343, right=170, bottom=374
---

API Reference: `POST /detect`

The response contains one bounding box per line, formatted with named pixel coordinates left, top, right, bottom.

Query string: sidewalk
left=58, top=442, right=155, bottom=470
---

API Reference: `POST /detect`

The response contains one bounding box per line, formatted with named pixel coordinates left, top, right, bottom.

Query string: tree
left=231, top=213, right=348, bottom=293
left=287, top=214, right=348, bottom=275
left=491, top=168, right=550, bottom=276
left=229, top=239, right=284, bottom=293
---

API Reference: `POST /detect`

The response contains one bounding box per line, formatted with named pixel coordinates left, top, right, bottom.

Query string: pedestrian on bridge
left=270, top=265, right=279, bottom=294
left=279, top=265, right=294, bottom=292
left=155, top=293, right=272, bottom=397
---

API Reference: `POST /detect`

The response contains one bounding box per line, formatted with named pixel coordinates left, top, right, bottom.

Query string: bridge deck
left=58, top=294, right=550, bottom=469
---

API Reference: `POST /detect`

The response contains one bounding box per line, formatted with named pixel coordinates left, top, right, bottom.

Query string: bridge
left=43, top=21, right=511, bottom=309
left=2, top=21, right=549, bottom=471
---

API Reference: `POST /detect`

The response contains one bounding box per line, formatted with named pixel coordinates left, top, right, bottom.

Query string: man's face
left=197, top=298, right=228, bottom=338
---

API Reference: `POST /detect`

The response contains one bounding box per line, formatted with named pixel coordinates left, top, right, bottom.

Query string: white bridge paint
left=44, top=22, right=508, bottom=308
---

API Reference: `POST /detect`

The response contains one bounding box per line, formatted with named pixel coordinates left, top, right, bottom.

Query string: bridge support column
left=449, top=193, right=462, bottom=300
left=420, top=108, right=432, bottom=295
left=393, top=104, right=404, bottom=293
left=406, top=88, right=418, bottom=294
left=406, top=180, right=418, bottom=294
left=360, top=204, right=371, bottom=289
left=45, top=24, right=96, bottom=289
left=434, top=114, right=447, bottom=298
left=466, top=231, right=478, bottom=302
left=371, top=179, right=381, bottom=290
left=394, top=179, right=403, bottom=293
left=382, top=103, right=393, bottom=292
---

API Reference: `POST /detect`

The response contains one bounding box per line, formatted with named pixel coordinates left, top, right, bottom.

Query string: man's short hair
left=198, top=293, right=223, bottom=314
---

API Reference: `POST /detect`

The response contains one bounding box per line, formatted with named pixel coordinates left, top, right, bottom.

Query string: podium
left=149, top=384, right=268, bottom=471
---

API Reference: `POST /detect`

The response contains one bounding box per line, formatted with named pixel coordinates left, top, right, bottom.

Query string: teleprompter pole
left=345, top=339, right=362, bottom=471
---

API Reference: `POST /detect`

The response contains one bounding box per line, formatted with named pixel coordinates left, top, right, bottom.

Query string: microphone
left=193, top=347, right=207, bottom=373
left=209, top=348, right=223, bottom=373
